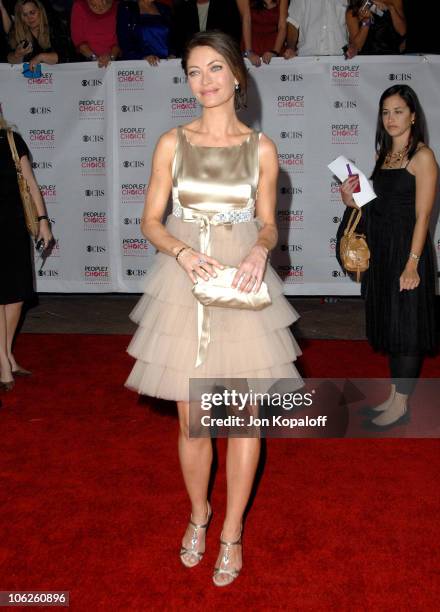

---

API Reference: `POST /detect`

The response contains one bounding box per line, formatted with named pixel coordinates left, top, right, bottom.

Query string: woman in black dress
left=0, top=119, right=53, bottom=391
left=341, top=85, right=438, bottom=427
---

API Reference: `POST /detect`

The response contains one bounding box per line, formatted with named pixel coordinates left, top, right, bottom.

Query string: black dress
left=0, top=130, right=34, bottom=305
left=362, top=168, right=437, bottom=355
left=359, top=10, right=403, bottom=55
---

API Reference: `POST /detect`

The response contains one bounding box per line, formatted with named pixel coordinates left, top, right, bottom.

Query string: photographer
left=346, top=0, right=406, bottom=56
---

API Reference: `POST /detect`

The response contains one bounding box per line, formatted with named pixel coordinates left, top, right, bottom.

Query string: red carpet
left=0, top=335, right=439, bottom=610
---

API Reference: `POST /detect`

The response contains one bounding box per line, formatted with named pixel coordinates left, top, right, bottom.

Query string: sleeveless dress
left=250, top=4, right=280, bottom=56
left=362, top=168, right=437, bottom=355
left=126, top=127, right=301, bottom=401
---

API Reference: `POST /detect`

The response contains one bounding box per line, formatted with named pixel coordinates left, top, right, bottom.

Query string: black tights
left=389, top=354, right=423, bottom=396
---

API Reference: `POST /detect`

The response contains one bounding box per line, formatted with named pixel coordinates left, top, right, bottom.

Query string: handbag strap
left=343, top=208, right=362, bottom=238
left=6, top=130, right=23, bottom=175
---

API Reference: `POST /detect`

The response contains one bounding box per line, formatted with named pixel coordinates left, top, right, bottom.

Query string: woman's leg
left=214, top=435, right=261, bottom=585
left=373, top=354, right=422, bottom=426
left=177, top=400, right=213, bottom=566
left=0, top=305, right=13, bottom=383
left=5, top=301, right=24, bottom=370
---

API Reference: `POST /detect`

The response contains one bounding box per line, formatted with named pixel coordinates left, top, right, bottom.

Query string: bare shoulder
left=411, top=144, right=437, bottom=172
left=156, top=127, right=178, bottom=154
left=258, top=132, right=278, bottom=159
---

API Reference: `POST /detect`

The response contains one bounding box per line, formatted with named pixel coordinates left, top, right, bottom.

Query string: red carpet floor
left=0, top=335, right=439, bottom=611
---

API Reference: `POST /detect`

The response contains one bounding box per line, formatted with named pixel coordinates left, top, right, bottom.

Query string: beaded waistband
left=172, top=201, right=254, bottom=224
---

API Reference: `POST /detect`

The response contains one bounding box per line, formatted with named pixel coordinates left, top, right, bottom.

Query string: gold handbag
left=339, top=208, right=370, bottom=282
left=7, top=130, right=39, bottom=238
left=192, top=266, right=272, bottom=310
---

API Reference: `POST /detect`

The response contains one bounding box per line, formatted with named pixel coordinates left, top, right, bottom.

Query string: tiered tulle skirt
left=126, top=215, right=302, bottom=401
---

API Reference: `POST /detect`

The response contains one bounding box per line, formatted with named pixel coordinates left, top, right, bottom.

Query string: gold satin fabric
left=172, top=127, right=261, bottom=367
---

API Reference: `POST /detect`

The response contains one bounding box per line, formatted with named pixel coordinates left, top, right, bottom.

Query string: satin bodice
left=172, top=127, right=260, bottom=218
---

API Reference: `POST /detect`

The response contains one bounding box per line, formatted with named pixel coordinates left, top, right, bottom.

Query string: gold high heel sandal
left=180, top=501, right=212, bottom=568
left=213, top=532, right=242, bottom=587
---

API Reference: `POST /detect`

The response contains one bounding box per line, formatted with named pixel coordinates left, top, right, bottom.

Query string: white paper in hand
left=328, top=155, right=376, bottom=207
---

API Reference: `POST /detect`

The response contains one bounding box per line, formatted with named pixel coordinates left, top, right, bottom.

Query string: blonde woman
left=7, top=0, right=71, bottom=69
left=0, top=117, right=52, bottom=391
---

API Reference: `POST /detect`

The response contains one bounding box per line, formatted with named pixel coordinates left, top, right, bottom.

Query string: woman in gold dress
left=126, top=30, right=301, bottom=586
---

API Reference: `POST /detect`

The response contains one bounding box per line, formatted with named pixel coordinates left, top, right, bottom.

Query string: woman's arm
left=346, top=7, right=371, bottom=53
left=20, top=155, right=53, bottom=245
left=232, top=134, right=278, bottom=293
left=400, top=148, right=438, bottom=291
left=141, top=130, right=222, bottom=283
left=377, top=0, right=406, bottom=36
left=236, top=0, right=261, bottom=66
left=0, top=0, right=12, bottom=34
left=262, top=0, right=288, bottom=63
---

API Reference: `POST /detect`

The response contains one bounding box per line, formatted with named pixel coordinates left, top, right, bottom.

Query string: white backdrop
left=1, top=55, right=439, bottom=294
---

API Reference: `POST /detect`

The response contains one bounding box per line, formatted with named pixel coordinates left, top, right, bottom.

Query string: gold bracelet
left=409, top=252, right=420, bottom=261
left=175, top=246, right=191, bottom=261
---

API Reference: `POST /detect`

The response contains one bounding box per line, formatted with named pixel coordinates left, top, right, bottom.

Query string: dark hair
left=181, top=30, right=247, bottom=110
left=372, top=85, right=427, bottom=178
left=347, top=0, right=368, bottom=17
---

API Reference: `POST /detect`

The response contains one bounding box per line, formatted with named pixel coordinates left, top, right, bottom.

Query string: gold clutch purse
left=192, top=266, right=272, bottom=310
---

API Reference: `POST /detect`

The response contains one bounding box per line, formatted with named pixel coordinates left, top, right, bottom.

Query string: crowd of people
left=0, top=0, right=437, bottom=68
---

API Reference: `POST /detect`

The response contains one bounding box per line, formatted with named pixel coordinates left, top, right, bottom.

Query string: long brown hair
left=181, top=30, right=248, bottom=110
left=10, top=0, right=51, bottom=50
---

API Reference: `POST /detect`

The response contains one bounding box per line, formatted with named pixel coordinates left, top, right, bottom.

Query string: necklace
left=383, top=143, right=409, bottom=169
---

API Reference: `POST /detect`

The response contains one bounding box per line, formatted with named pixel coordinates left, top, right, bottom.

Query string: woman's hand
left=28, top=54, right=42, bottom=71
left=340, top=176, right=361, bottom=209
left=245, top=51, right=261, bottom=67
left=283, top=47, right=297, bottom=59
left=144, top=55, right=159, bottom=66
left=37, top=219, right=53, bottom=249
left=262, top=50, right=276, bottom=64
left=358, top=6, right=373, bottom=21
left=14, top=41, right=32, bottom=60
left=97, top=54, right=112, bottom=68
left=232, top=245, right=268, bottom=293
left=400, top=262, right=420, bottom=291
left=176, top=248, right=224, bottom=284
